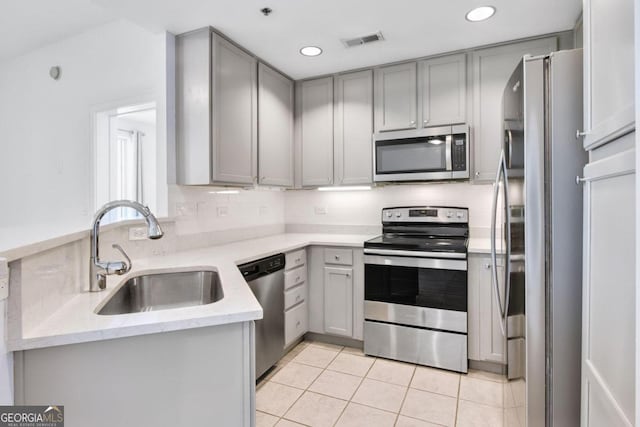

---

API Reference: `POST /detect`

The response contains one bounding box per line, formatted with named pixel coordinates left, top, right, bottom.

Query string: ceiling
left=2, top=0, right=581, bottom=79
left=0, top=0, right=114, bottom=62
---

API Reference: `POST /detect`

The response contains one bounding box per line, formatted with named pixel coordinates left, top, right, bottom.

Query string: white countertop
left=9, top=233, right=374, bottom=352
left=9, top=232, right=494, bottom=352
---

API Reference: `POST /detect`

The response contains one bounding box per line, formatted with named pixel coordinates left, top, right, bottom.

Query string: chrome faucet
left=89, top=200, right=164, bottom=292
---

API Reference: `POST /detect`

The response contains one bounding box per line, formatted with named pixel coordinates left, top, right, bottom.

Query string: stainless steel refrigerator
left=492, top=49, right=586, bottom=426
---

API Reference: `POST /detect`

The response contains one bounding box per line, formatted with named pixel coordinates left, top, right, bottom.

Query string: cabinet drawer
left=285, top=301, right=308, bottom=346
left=284, top=264, right=307, bottom=290
left=324, top=248, right=353, bottom=265
left=285, top=283, right=308, bottom=311
left=285, top=249, right=306, bottom=270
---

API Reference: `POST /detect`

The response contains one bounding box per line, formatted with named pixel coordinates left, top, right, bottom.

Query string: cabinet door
left=212, top=36, right=258, bottom=184
left=374, top=62, right=417, bottom=132
left=334, top=70, right=373, bottom=185
left=583, top=0, right=635, bottom=150
left=258, top=63, right=294, bottom=186
left=323, top=267, right=354, bottom=337
left=581, top=146, right=635, bottom=426
left=419, top=54, right=466, bottom=127
left=298, top=77, right=334, bottom=187
left=471, top=37, right=557, bottom=182
left=469, top=254, right=506, bottom=364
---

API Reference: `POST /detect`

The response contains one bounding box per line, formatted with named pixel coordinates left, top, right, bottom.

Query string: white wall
left=0, top=18, right=169, bottom=405
left=285, top=183, right=495, bottom=231
left=0, top=19, right=167, bottom=242
left=168, top=186, right=286, bottom=236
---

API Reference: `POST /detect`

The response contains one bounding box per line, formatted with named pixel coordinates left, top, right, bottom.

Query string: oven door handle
left=364, top=254, right=467, bottom=271
left=363, top=248, right=466, bottom=259
left=445, top=134, right=453, bottom=171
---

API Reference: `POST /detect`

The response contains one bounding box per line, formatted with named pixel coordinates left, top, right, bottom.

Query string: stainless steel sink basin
left=97, top=270, right=224, bottom=315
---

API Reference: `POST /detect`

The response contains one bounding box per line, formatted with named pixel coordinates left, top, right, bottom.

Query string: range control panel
left=382, top=206, right=468, bottom=223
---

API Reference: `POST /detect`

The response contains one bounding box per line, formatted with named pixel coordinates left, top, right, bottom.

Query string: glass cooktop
left=365, top=234, right=468, bottom=254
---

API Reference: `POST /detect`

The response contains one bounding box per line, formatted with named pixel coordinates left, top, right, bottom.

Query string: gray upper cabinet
left=258, top=63, right=294, bottom=187
left=297, top=77, right=334, bottom=187
left=419, top=54, right=467, bottom=127
left=334, top=70, right=374, bottom=185
left=582, top=0, right=635, bottom=150
left=374, top=62, right=418, bottom=132
left=176, top=29, right=257, bottom=185
left=471, top=37, right=557, bottom=182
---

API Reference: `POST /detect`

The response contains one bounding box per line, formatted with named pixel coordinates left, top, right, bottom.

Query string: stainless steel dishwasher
left=239, top=253, right=285, bottom=379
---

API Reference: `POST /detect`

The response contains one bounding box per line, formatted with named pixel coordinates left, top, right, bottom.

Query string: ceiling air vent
left=341, top=31, right=384, bottom=48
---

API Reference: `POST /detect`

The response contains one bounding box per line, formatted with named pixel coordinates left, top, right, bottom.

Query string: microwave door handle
left=445, top=135, right=453, bottom=171
left=491, top=150, right=507, bottom=337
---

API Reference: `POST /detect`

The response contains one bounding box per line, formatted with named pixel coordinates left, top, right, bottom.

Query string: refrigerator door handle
left=502, top=157, right=512, bottom=328
left=490, top=151, right=507, bottom=336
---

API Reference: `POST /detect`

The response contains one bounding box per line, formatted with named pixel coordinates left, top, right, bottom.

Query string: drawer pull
left=296, top=276, right=301, bottom=282
left=295, top=258, right=301, bottom=263
left=335, top=255, right=340, bottom=260
left=295, top=295, right=301, bottom=301
left=346, top=273, right=351, bottom=278
left=296, top=321, right=301, bottom=327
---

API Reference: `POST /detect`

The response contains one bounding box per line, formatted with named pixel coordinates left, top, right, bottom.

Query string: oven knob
left=446, top=211, right=453, bottom=218
left=385, top=211, right=393, bottom=218
left=456, top=212, right=464, bottom=219
left=396, top=212, right=402, bottom=218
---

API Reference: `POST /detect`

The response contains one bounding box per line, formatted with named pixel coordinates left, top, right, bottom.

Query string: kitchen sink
left=96, top=270, right=224, bottom=315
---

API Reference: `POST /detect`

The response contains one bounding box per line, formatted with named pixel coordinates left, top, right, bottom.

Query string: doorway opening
left=94, top=102, right=157, bottom=225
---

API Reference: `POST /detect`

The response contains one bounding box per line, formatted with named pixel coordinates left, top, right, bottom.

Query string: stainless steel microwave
left=373, top=125, right=469, bottom=182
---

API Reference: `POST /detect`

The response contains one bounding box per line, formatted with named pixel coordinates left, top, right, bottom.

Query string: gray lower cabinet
left=297, top=77, right=334, bottom=187
left=374, top=62, right=418, bottom=132
left=582, top=0, right=635, bottom=149
left=580, top=141, right=635, bottom=426
left=334, top=70, right=374, bottom=185
left=470, top=37, right=557, bottom=182
left=419, top=54, right=467, bottom=127
left=176, top=29, right=258, bottom=185
left=323, top=266, right=354, bottom=337
left=14, top=323, right=255, bottom=427
left=467, top=254, right=506, bottom=364
left=308, top=246, right=364, bottom=341
left=258, top=63, right=294, bottom=187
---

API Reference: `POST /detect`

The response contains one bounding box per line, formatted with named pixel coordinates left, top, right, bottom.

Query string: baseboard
left=468, top=359, right=506, bottom=375
left=304, top=332, right=363, bottom=349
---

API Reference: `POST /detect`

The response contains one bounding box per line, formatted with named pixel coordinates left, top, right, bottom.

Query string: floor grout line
left=259, top=340, right=509, bottom=427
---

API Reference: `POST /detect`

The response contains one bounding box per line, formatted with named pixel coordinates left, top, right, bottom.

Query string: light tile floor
left=256, top=340, right=525, bottom=427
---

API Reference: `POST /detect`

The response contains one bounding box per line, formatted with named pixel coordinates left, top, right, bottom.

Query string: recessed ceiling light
left=300, top=46, right=323, bottom=57
left=465, top=6, right=496, bottom=22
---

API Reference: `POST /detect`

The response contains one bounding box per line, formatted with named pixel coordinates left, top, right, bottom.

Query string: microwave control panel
left=452, top=136, right=466, bottom=171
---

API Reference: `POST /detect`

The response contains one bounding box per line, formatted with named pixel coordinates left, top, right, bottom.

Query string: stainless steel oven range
left=363, top=206, right=469, bottom=373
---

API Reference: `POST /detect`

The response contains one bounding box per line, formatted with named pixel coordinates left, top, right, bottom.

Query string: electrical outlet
left=314, top=206, right=328, bottom=215
left=217, top=206, right=229, bottom=217
left=0, top=258, right=8, bottom=301
left=129, top=226, right=147, bottom=241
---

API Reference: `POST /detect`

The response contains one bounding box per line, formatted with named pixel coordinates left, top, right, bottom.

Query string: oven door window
left=365, top=264, right=467, bottom=312
left=375, top=137, right=447, bottom=174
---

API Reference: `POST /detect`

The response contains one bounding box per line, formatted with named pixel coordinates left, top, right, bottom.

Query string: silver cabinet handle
left=295, top=258, right=301, bottom=263
left=576, top=176, right=587, bottom=184
left=335, top=255, right=340, bottom=260
left=475, top=171, right=480, bottom=177
left=423, top=120, right=428, bottom=125
left=296, top=321, right=301, bottom=327
left=296, top=276, right=301, bottom=282
left=576, top=130, right=588, bottom=139
left=410, top=120, right=416, bottom=126
left=295, top=295, right=301, bottom=301
left=484, top=263, right=491, bottom=270
left=346, top=273, right=351, bottom=278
